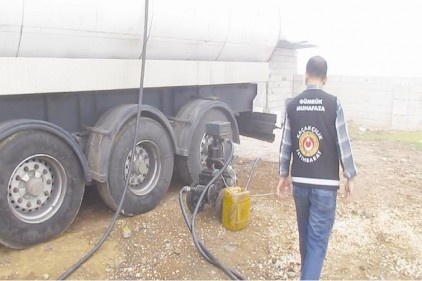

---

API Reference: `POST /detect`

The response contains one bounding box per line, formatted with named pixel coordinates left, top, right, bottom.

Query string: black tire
left=97, top=117, right=174, bottom=216
left=0, top=130, right=85, bottom=249
left=176, top=109, right=233, bottom=185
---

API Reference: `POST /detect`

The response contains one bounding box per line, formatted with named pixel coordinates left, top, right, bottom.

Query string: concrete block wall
left=256, top=47, right=422, bottom=131
left=254, top=48, right=297, bottom=126
left=293, top=76, right=422, bottom=131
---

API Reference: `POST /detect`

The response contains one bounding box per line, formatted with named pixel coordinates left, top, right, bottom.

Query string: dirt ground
left=0, top=129, right=421, bottom=280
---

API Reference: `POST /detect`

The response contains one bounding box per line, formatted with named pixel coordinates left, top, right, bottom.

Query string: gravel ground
left=0, top=129, right=421, bottom=280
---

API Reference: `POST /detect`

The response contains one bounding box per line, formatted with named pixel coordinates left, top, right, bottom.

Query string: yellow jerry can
left=221, top=187, right=251, bottom=231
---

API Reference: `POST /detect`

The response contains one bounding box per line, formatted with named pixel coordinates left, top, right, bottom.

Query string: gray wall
left=257, top=48, right=422, bottom=131
left=255, top=48, right=298, bottom=126
left=294, top=76, right=422, bottom=131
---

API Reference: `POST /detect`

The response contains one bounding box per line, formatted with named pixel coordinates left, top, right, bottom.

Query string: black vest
left=287, top=89, right=340, bottom=188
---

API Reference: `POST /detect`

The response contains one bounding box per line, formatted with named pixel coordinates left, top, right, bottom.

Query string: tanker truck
left=0, top=0, right=280, bottom=249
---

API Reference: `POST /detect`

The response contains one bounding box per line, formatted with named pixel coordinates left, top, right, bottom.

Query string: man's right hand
left=276, top=176, right=289, bottom=198
left=344, top=178, right=355, bottom=201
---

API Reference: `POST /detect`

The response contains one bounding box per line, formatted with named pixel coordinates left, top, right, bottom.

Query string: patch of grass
left=349, top=126, right=422, bottom=150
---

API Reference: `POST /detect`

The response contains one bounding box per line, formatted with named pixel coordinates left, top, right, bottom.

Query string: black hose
left=179, top=139, right=247, bottom=280
left=57, top=1, right=150, bottom=279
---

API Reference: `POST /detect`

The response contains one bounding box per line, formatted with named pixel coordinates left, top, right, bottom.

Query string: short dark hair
left=306, top=56, right=327, bottom=79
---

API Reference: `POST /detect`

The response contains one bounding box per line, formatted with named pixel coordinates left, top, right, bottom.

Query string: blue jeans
left=292, top=185, right=337, bottom=280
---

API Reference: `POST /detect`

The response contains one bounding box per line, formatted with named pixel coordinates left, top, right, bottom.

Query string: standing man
left=277, top=56, right=357, bottom=280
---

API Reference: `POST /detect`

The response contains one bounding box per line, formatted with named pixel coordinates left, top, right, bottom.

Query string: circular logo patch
left=298, top=131, right=320, bottom=157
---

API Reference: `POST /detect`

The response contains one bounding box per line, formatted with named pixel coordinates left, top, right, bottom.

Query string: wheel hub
left=126, top=145, right=150, bottom=186
left=26, top=176, right=45, bottom=197
left=124, top=140, right=160, bottom=196
left=200, top=134, right=213, bottom=168
left=7, top=156, right=64, bottom=223
left=137, top=158, right=149, bottom=175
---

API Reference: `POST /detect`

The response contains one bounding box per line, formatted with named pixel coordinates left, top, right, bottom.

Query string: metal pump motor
left=179, top=121, right=248, bottom=279
left=186, top=121, right=236, bottom=213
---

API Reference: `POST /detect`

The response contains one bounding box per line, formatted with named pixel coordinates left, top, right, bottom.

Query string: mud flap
left=237, top=112, right=277, bottom=142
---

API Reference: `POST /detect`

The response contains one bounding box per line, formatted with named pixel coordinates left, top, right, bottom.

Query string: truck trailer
left=0, top=0, right=280, bottom=249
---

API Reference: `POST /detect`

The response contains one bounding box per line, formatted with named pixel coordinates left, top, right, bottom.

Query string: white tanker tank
left=0, top=0, right=281, bottom=249
left=1, top=0, right=281, bottom=62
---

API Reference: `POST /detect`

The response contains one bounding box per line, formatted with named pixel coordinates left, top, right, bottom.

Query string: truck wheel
left=0, top=130, right=85, bottom=249
left=97, top=117, right=174, bottom=216
left=176, top=109, right=233, bottom=185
